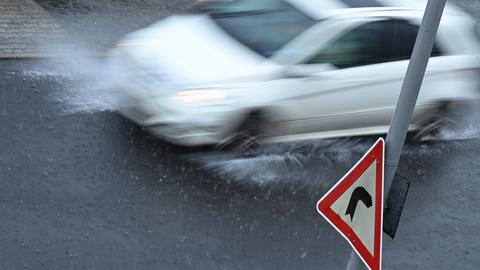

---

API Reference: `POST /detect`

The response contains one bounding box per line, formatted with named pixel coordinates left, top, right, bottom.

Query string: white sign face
left=331, top=162, right=377, bottom=255
left=317, top=138, right=384, bottom=270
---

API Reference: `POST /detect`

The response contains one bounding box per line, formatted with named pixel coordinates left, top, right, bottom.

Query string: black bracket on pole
left=383, top=172, right=410, bottom=239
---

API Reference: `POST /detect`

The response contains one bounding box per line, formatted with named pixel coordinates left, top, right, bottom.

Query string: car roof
left=287, top=0, right=464, bottom=20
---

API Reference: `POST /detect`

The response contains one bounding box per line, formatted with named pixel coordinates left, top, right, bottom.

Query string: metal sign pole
left=346, top=0, right=447, bottom=269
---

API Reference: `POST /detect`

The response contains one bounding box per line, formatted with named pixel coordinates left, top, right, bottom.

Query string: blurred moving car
left=109, top=0, right=480, bottom=150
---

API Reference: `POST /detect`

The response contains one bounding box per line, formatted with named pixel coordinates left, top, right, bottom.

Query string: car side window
left=305, top=19, right=444, bottom=69
left=388, top=20, right=443, bottom=61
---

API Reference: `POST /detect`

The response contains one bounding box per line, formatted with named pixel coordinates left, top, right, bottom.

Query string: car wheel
left=218, top=112, right=267, bottom=155
left=412, top=103, right=458, bottom=142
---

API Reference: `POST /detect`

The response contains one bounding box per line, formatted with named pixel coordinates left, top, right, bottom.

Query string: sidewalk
left=33, top=0, right=194, bottom=54
left=0, top=0, right=66, bottom=58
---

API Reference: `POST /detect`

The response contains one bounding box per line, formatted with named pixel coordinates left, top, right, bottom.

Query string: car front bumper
left=118, top=99, right=241, bottom=146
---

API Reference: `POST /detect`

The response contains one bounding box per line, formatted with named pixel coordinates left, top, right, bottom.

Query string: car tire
left=411, top=102, right=458, bottom=142
left=218, top=111, right=268, bottom=155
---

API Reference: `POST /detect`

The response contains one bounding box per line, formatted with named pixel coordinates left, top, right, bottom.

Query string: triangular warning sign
left=317, top=138, right=384, bottom=270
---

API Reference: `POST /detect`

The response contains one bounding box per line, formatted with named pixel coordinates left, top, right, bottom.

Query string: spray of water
left=20, top=43, right=126, bottom=114
left=190, top=125, right=480, bottom=193
left=186, top=138, right=375, bottom=192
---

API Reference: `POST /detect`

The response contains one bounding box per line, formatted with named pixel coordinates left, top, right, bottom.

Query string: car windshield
left=200, top=0, right=315, bottom=57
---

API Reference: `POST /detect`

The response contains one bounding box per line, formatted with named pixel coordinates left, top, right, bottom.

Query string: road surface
left=0, top=0, right=479, bottom=269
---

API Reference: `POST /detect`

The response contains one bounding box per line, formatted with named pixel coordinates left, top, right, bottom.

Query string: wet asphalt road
left=1, top=59, right=480, bottom=270
left=1, top=0, right=480, bottom=269
left=0, top=59, right=351, bottom=270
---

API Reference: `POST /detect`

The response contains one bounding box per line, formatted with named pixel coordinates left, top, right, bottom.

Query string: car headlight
left=171, top=89, right=228, bottom=106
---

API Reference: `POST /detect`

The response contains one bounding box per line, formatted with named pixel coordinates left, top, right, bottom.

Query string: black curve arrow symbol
left=345, top=187, right=373, bottom=221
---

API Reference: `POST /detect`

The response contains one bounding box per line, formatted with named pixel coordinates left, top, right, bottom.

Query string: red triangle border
left=317, top=138, right=384, bottom=270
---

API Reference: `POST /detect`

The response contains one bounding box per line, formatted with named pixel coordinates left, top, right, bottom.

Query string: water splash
left=25, top=51, right=126, bottom=114
left=189, top=138, right=376, bottom=192
left=190, top=125, right=480, bottom=193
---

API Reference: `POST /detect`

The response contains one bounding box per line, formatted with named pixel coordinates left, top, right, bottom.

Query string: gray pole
left=346, top=249, right=367, bottom=270
left=346, top=0, right=447, bottom=269
left=384, top=0, right=447, bottom=197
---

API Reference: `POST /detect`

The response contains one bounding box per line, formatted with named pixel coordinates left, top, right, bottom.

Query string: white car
left=109, top=0, right=480, bottom=150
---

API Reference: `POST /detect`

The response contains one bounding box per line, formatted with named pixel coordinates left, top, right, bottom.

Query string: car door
left=276, top=19, right=443, bottom=136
